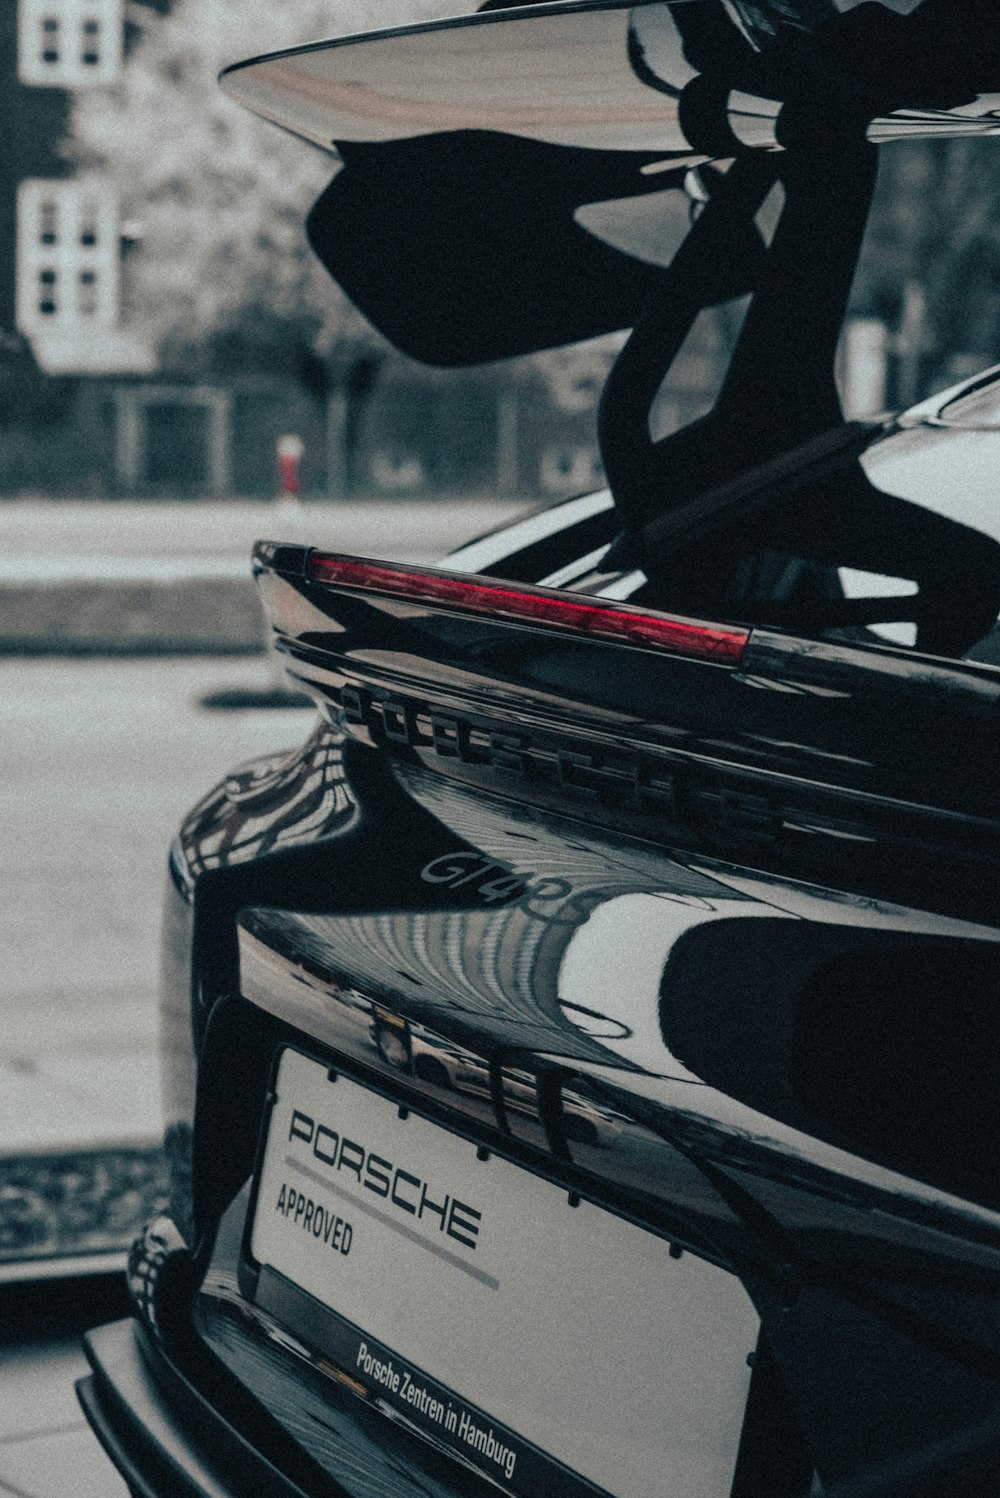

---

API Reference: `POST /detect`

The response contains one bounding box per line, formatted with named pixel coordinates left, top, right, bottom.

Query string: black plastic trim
left=78, top=1318, right=315, bottom=1498
left=77, top=1371, right=173, bottom=1498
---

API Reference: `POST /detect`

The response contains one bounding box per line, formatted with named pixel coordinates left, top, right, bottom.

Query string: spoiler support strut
left=598, top=112, right=1000, bottom=657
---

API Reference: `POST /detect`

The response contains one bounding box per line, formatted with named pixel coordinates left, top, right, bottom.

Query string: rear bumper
left=76, top=1318, right=308, bottom=1498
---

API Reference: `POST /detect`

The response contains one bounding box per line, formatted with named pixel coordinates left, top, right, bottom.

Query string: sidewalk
left=0, top=646, right=336, bottom=1494
left=0, top=500, right=541, bottom=1269
left=0, top=656, right=318, bottom=1281
left=0, top=495, right=535, bottom=564
left=0, top=1332, right=130, bottom=1498
left=0, top=497, right=536, bottom=654
left=0, top=1277, right=133, bottom=1498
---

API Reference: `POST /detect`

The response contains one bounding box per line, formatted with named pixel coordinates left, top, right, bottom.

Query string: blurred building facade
left=0, top=0, right=741, bottom=501
left=3, top=0, right=999, bottom=500
left=2, top=0, right=157, bottom=493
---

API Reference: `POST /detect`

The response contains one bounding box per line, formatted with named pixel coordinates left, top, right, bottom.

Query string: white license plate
left=249, top=1047, right=757, bottom=1498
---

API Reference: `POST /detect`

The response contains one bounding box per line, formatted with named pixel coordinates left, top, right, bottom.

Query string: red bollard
left=276, top=433, right=304, bottom=499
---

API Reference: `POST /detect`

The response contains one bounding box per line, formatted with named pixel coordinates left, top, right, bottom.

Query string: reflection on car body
left=77, top=4, right=1000, bottom=1498
left=373, top=1007, right=622, bottom=1147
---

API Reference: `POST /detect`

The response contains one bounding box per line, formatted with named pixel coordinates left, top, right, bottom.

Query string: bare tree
left=69, top=0, right=468, bottom=367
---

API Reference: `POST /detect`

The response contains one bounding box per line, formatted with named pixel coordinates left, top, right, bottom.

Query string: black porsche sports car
left=79, top=4, right=1000, bottom=1497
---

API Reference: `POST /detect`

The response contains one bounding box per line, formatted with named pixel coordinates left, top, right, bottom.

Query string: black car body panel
left=127, top=417, right=1000, bottom=1494
left=85, top=370, right=1000, bottom=1498
left=80, top=4, right=1000, bottom=1496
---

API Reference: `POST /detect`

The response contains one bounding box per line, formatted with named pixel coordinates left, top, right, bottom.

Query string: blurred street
left=0, top=494, right=537, bottom=1496
left=0, top=496, right=534, bottom=578
left=0, top=487, right=540, bottom=1494
left=0, top=498, right=536, bottom=654
left=0, top=656, right=312, bottom=1154
left=0, top=655, right=313, bottom=1496
left=0, top=498, right=525, bottom=1156
left=0, top=658, right=311, bottom=1498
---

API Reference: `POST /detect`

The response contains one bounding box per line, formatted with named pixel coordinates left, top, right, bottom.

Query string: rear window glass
left=831, top=410, right=1000, bottom=660
left=584, top=390, right=1000, bottom=665
left=862, top=420, right=1000, bottom=545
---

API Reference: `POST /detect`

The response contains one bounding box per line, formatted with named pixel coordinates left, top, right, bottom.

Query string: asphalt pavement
left=0, top=656, right=314, bottom=1150
left=0, top=500, right=527, bottom=1141
left=0, top=497, right=536, bottom=1495
left=0, top=656, right=318, bottom=1496
left=0, top=497, right=536, bottom=655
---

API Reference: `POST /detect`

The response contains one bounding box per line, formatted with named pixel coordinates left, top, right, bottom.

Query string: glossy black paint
left=74, top=1, right=1000, bottom=1490
left=250, top=542, right=1000, bottom=923
left=131, top=497, right=1000, bottom=1498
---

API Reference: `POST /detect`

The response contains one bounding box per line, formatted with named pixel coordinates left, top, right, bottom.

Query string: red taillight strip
left=306, top=554, right=750, bottom=665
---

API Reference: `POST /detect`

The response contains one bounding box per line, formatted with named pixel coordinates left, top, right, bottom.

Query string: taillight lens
left=306, top=553, right=749, bottom=665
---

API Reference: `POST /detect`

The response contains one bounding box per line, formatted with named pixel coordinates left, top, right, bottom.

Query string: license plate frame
left=246, top=1045, right=756, bottom=1498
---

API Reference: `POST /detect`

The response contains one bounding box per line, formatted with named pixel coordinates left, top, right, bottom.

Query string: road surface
left=0, top=657, right=313, bottom=1149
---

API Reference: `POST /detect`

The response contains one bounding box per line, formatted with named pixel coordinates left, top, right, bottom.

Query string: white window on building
left=18, top=0, right=122, bottom=88
left=15, top=178, right=153, bottom=373
left=18, top=179, right=119, bottom=336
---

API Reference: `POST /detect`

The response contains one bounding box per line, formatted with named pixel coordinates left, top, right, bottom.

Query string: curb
left=0, top=574, right=265, bottom=657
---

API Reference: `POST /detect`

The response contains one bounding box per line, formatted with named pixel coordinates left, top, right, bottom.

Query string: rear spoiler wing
left=221, top=0, right=1000, bottom=365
